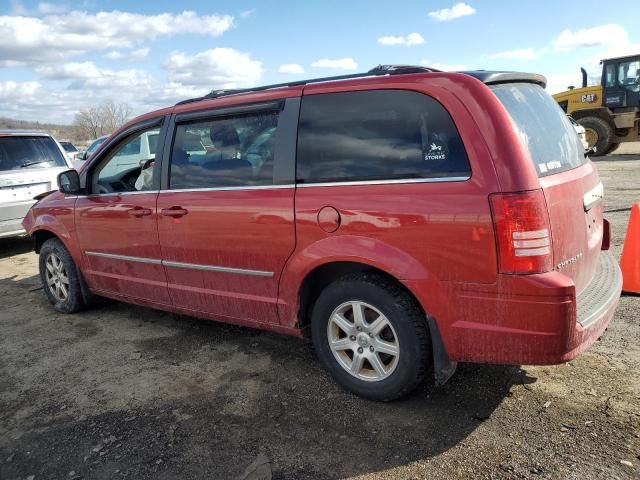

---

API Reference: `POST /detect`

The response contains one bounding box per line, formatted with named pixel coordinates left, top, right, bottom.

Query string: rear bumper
left=0, top=200, right=34, bottom=238
left=420, top=251, right=622, bottom=365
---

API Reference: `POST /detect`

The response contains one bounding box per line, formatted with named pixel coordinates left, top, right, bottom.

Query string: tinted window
left=604, top=64, right=616, bottom=87
left=60, top=142, right=77, bottom=152
left=492, top=83, right=586, bottom=177
left=169, top=112, right=278, bottom=189
left=297, top=90, right=470, bottom=183
left=0, top=136, right=67, bottom=171
left=86, top=137, right=107, bottom=155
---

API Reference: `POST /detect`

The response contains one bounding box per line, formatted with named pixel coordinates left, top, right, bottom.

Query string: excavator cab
left=602, top=55, right=640, bottom=109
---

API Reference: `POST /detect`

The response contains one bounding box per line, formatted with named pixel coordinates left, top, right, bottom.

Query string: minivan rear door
left=491, top=83, right=603, bottom=293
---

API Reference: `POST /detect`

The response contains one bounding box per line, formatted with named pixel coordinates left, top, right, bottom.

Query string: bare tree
left=73, top=101, right=131, bottom=140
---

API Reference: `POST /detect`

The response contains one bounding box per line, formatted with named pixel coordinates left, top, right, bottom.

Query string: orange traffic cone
left=620, top=203, right=640, bottom=294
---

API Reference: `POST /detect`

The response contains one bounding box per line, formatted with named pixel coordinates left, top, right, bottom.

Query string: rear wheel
left=311, top=273, right=430, bottom=401
left=39, top=238, right=85, bottom=313
left=579, top=117, right=613, bottom=157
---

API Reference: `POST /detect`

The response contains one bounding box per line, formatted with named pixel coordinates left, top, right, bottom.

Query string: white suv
left=0, top=131, right=72, bottom=238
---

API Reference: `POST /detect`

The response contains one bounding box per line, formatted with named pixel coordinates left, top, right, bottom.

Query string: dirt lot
left=1, top=152, right=639, bottom=480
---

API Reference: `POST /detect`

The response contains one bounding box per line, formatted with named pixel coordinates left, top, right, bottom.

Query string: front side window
left=93, top=128, right=160, bottom=193
left=169, top=112, right=278, bottom=190
left=296, top=90, right=470, bottom=184
left=0, top=136, right=67, bottom=171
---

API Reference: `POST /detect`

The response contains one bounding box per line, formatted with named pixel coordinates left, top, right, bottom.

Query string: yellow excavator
left=553, top=54, right=640, bottom=155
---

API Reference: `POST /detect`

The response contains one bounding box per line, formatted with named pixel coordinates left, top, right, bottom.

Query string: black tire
left=311, top=273, right=431, bottom=401
left=578, top=117, right=613, bottom=157
left=39, top=237, right=85, bottom=313
left=605, top=142, right=621, bottom=155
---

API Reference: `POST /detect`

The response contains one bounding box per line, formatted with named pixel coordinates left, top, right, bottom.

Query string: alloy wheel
left=327, top=301, right=400, bottom=381
left=45, top=253, right=69, bottom=302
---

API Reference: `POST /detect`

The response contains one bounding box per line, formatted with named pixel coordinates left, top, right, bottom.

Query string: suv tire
left=311, top=273, right=431, bottom=401
left=39, top=238, right=85, bottom=313
left=579, top=117, right=613, bottom=157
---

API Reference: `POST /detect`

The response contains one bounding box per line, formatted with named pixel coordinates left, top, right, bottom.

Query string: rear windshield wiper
left=19, top=160, right=47, bottom=168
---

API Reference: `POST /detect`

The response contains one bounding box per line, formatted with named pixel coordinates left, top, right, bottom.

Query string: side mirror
left=58, top=169, right=81, bottom=194
left=77, top=152, right=86, bottom=161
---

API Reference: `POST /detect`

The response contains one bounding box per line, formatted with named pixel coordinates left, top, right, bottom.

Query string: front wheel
left=311, top=273, right=431, bottom=401
left=39, top=238, right=85, bottom=313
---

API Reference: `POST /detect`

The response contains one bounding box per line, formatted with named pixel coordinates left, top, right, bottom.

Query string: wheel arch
left=33, top=228, right=58, bottom=253
left=295, top=260, right=457, bottom=385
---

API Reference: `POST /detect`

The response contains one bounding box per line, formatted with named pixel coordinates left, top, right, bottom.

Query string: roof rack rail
left=175, top=64, right=439, bottom=106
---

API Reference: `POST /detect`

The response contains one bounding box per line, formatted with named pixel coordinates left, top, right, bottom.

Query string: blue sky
left=1, top=0, right=639, bottom=123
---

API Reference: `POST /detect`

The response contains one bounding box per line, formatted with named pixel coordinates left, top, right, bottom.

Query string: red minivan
left=23, top=66, right=622, bottom=400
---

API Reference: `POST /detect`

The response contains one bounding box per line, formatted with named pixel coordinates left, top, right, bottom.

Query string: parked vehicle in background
left=568, top=115, right=590, bottom=150
left=59, top=141, right=80, bottom=162
left=553, top=54, right=640, bottom=155
left=1, top=131, right=72, bottom=238
left=75, top=135, right=108, bottom=163
left=23, top=65, right=622, bottom=401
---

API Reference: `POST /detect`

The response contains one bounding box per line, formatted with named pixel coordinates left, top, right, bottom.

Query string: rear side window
left=0, top=136, right=67, bottom=171
left=297, top=90, right=470, bottom=183
left=491, top=83, right=586, bottom=176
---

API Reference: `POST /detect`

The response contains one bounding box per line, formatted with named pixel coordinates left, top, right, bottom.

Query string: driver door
left=75, top=119, right=171, bottom=305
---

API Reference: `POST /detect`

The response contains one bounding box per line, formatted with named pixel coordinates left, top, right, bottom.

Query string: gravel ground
left=1, top=152, right=639, bottom=480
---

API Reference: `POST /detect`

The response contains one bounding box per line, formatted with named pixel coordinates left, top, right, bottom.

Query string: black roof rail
left=175, top=64, right=439, bottom=106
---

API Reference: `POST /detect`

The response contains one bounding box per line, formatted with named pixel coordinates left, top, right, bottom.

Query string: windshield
left=87, top=137, right=107, bottom=155
left=0, top=136, right=67, bottom=171
left=60, top=142, right=77, bottom=152
left=491, top=83, right=586, bottom=177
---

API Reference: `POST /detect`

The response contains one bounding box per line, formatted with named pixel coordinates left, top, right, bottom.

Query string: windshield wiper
left=19, top=160, right=47, bottom=168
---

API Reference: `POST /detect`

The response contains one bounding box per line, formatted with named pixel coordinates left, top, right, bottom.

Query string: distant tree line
left=73, top=101, right=131, bottom=141
left=1, top=100, right=132, bottom=144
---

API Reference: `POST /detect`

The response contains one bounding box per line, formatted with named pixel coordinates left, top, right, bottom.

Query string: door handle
left=127, top=206, right=153, bottom=217
left=161, top=206, right=189, bottom=218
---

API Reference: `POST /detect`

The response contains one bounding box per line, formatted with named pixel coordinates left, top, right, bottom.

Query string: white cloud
left=36, top=61, right=101, bottom=79
left=105, top=48, right=150, bottom=61
left=0, top=80, right=41, bottom=99
left=165, top=48, right=263, bottom=88
left=546, top=24, right=640, bottom=93
left=0, top=10, right=234, bottom=64
left=488, top=48, right=538, bottom=60
left=311, top=58, right=358, bottom=70
left=428, top=3, right=476, bottom=22
left=378, top=32, right=425, bottom=47
left=421, top=60, right=466, bottom=71
left=279, top=63, right=304, bottom=74
left=240, top=9, right=256, bottom=18
left=553, top=24, right=628, bottom=52
left=37, top=2, right=67, bottom=14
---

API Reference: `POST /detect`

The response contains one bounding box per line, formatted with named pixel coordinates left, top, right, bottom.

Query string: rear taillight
left=490, top=190, right=553, bottom=274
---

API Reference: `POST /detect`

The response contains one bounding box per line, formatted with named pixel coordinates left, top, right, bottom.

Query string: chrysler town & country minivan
left=22, top=65, right=622, bottom=400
